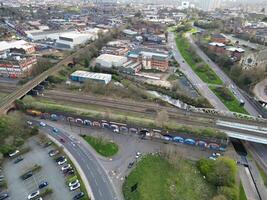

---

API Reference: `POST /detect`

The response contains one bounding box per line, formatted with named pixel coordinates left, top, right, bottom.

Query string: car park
left=73, top=192, right=84, bottom=200
left=38, top=181, right=48, bottom=189
left=14, top=156, right=24, bottom=164
left=27, top=190, right=40, bottom=200
left=39, top=122, right=46, bottom=127
left=61, top=164, right=71, bottom=171
left=0, top=193, right=9, bottom=200
left=69, top=179, right=79, bottom=187
left=22, top=172, right=33, bottom=180
left=70, top=182, right=80, bottom=191
left=9, top=150, right=20, bottom=157
left=49, top=150, right=59, bottom=157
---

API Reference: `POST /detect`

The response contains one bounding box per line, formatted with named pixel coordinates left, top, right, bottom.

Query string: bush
left=215, top=87, right=234, bottom=101
left=218, top=186, right=238, bottom=200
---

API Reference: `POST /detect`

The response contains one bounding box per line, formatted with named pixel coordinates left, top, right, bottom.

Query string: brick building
left=127, top=48, right=169, bottom=72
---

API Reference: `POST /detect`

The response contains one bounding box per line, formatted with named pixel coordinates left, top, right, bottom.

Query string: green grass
left=175, top=34, right=222, bottom=85
left=255, top=162, right=267, bottom=187
left=123, top=155, right=215, bottom=200
left=239, top=183, right=247, bottom=200
left=209, top=86, right=248, bottom=114
left=82, top=135, right=119, bottom=157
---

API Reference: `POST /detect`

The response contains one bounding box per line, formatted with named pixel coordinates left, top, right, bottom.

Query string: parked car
left=58, top=158, right=67, bottom=165
left=28, top=190, right=40, bottom=200
left=38, top=181, right=48, bottom=189
left=70, top=182, right=80, bottom=191
left=49, top=150, right=59, bottom=157
left=14, top=156, right=24, bottom=164
left=44, top=141, right=53, bottom=148
left=66, top=169, right=75, bottom=176
left=69, top=179, right=79, bottom=187
left=9, top=150, right=20, bottom=157
left=209, top=156, right=216, bottom=161
left=26, top=121, right=33, bottom=126
left=135, top=152, right=142, bottom=159
left=73, top=192, right=84, bottom=200
left=84, top=120, right=92, bottom=126
left=22, top=172, right=33, bottom=180
left=128, top=161, right=135, bottom=169
left=0, top=193, right=9, bottom=200
left=55, top=156, right=65, bottom=162
left=39, top=122, right=46, bottom=127
left=61, top=164, right=71, bottom=171
left=60, top=138, right=66, bottom=143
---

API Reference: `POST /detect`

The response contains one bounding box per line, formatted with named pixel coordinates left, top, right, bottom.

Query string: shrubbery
left=197, top=157, right=238, bottom=200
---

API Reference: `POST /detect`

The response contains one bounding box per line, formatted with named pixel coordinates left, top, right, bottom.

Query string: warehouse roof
left=0, top=40, right=34, bottom=52
left=70, top=70, right=111, bottom=81
left=96, top=54, right=127, bottom=62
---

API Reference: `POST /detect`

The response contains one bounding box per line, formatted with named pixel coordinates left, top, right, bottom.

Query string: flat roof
left=0, top=40, right=33, bottom=52
left=96, top=54, right=127, bottom=62
left=226, top=47, right=245, bottom=53
left=209, top=42, right=225, bottom=47
left=71, top=70, right=111, bottom=80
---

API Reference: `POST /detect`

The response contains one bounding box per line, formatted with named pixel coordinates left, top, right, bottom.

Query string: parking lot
left=3, top=137, right=75, bottom=200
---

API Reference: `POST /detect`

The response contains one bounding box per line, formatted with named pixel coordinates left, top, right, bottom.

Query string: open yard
left=175, top=34, right=222, bottom=85
left=209, top=86, right=248, bottom=114
left=82, top=135, right=119, bottom=157
left=122, top=155, right=215, bottom=200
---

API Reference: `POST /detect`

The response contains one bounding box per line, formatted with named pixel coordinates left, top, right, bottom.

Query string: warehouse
left=70, top=70, right=112, bottom=85
left=95, top=54, right=127, bottom=68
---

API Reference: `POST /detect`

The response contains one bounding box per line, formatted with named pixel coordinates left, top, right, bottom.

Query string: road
left=186, top=32, right=259, bottom=117
left=168, top=32, right=228, bottom=111
left=32, top=120, right=119, bottom=200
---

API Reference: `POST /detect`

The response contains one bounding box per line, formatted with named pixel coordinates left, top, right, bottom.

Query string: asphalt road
left=33, top=120, right=119, bottom=200
left=168, top=32, right=228, bottom=111
left=186, top=32, right=259, bottom=117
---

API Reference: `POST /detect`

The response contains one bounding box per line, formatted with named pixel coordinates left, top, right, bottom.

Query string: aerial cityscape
left=0, top=0, right=266, bottom=200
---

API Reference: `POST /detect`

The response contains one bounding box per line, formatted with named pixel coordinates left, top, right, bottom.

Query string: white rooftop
left=226, top=47, right=245, bottom=53
left=0, top=40, right=33, bottom=52
left=209, top=42, right=226, bottom=47
left=96, top=54, right=127, bottom=62
left=71, top=70, right=111, bottom=80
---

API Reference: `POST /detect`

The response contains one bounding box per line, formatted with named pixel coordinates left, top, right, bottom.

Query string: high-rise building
left=198, top=0, right=221, bottom=11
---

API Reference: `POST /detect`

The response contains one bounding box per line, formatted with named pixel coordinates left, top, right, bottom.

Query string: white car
left=135, top=152, right=142, bottom=159
left=61, top=164, right=71, bottom=171
left=9, top=150, right=20, bottom=157
left=57, top=158, right=67, bottom=165
left=28, top=190, right=40, bottom=200
left=209, top=156, right=216, bottom=161
left=70, top=182, right=80, bottom=191
left=27, top=121, right=33, bottom=126
left=68, top=179, right=79, bottom=187
left=113, top=128, right=119, bottom=133
left=39, top=122, right=46, bottom=127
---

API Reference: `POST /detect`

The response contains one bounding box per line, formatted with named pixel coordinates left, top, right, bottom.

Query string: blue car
left=173, top=136, right=184, bottom=143
left=184, top=138, right=196, bottom=145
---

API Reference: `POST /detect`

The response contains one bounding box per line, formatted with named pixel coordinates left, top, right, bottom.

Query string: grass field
left=123, top=155, right=215, bottom=200
left=209, top=86, right=248, bottom=114
left=82, top=135, right=119, bottom=157
left=175, top=34, right=222, bottom=85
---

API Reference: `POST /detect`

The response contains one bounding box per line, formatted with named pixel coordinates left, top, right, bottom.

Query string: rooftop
left=209, top=42, right=226, bottom=47
left=71, top=70, right=111, bottom=80
left=0, top=40, right=34, bottom=52
left=96, top=54, right=127, bottom=62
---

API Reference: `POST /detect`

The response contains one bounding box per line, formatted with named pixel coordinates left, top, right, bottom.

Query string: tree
left=155, top=109, right=169, bottom=127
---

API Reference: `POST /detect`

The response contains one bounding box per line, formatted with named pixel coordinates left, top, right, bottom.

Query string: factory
left=95, top=54, right=128, bottom=68
left=70, top=70, right=112, bottom=85
left=0, top=40, right=36, bottom=54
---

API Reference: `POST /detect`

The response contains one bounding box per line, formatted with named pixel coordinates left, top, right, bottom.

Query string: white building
left=70, top=70, right=112, bottom=84
left=198, top=0, right=221, bottom=11
left=26, top=30, right=75, bottom=41
left=95, top=54, right=127, bottom=68
left=181, top=1, right=190, bottom=9
left=0, top=40, right=35, bottom=54
left=56, top=32, right=96, bottom=49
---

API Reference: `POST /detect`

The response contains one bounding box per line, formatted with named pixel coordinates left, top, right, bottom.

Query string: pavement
left=3, top=137, right=73, bottom=200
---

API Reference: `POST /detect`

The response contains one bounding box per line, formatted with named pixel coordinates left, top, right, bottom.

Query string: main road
left=33, top=120, right=120, bottom=200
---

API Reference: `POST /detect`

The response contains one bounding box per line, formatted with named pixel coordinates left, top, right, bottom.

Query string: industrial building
left=70, top=70, right=112, bottom=85
left=118, top=61, right=142, bottom=75
left=0, top=40, right=36, bottom=54
left=95, top=54, right=127, bottom=68
left=0, top=53, right=37, bottom=78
